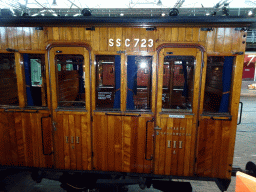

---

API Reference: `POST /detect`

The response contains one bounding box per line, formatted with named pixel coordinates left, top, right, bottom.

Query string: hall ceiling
left=0, top=0, right=255, bottom=17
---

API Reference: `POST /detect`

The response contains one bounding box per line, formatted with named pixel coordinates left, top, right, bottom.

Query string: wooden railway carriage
left=0, top=14, right=254, bottom=191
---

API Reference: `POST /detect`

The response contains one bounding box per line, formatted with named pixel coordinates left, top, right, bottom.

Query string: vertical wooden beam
left=15, top=52, right=26, bottom=108
left=121, top=53, right=126, bottom=111
left=226, top=54, right=245, bottom=178
left=178, top=28, right=186, bottom=42
left=158, top=117, right=167, bottom=175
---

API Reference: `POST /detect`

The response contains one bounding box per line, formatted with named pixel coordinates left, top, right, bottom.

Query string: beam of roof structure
left=174, top=0, right=185, bottom=8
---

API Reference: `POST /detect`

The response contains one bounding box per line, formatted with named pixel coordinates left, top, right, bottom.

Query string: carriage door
left=49, top=46, right=92, bottom=170
left=154, top=47, right=202, bottom=176
left=92, top=55, right=154, bottom=174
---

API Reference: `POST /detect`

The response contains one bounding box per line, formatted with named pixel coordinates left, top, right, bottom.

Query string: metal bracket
left=35, top=27, right=43, bottom=30
left=116, top=51, right=126, bottom=54
left=201, top=27, right=214, bottom=31
left=6, top=48, right=18, bottom=52
left=146, top=27, right=156, bottom=31
left=235, top=27, right=248, bottom=31
left=86, top=26, right=95, bottom=31
left=232, top=51, right=244, bottom=55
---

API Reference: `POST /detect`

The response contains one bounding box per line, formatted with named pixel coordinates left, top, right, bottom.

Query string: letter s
left=109, top=39, right=114, bottom=47
left=116, top=39, right=121, bottom=47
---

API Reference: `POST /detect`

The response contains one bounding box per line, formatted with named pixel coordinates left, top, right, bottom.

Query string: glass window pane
left=56, top=54, right=85, bottom=108
left=127, top=56, right=152, bottom=110
left=24, top=54, right=47, bottom=107
left=162, top=56, right=195, bottom=112
left=203, top=56, right=234, bottom=113
left=0, top=53, right=19, bottom=106
left=96, top=55, right=120, bottom=110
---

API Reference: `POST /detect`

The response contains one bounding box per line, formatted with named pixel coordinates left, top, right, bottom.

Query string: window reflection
left=24, top=54, right=47, bottom=107
left=203, top=56, right=234, bottom=113
left=127, top=56, right=152, bottom=110
left=56, top=54, right=85, bottom=108
left=96, top=55, right=120, bottom=110
left=162, top=56, right=195, bottom=111
left=0, top=54, right=18, bottom=106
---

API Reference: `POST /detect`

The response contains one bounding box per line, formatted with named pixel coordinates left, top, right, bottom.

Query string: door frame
left=47, top=43, right=92, bottom=170
left=154, top=44, right=206, bottom=176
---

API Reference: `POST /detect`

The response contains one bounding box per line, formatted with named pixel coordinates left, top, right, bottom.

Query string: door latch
left=52, top=121, right=57, bottom=131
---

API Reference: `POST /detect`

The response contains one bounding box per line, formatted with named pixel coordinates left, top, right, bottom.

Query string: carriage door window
left=162, top=56, right=195, bottom=111
left=56, top=54, right=85, bottom=108
left=127, top=56, right=152, bottom=110
left=203, top=56, right=234, bottom=113
left=0, top=53, right=19, bottom=106
left=96, top=55, right=120, bottom=110
left=23, top=54, right=47, bottom=107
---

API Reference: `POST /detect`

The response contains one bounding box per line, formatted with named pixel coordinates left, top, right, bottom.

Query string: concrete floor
left=0, top=85, right=256, bottom=192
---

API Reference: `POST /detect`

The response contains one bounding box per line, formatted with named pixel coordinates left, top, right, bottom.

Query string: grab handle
left=145, top=118, right=155, bottom=161
left=237, top=102, right=243, bottom=125
left=4, top=109, right=38, bottom=113
left=41, top=115, right=53, bottom=155
left=105, top=113, right=141, bottom=117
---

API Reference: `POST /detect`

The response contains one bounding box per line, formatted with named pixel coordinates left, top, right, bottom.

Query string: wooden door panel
left=55, top=113, right=91, bottom=170
left=93, top=114, right=153, bottom=173
left=0, top=111, right=53, bottom=168
left=154, top=117, right=194, bottom=176
left=196, top=118, right=231, bottom=179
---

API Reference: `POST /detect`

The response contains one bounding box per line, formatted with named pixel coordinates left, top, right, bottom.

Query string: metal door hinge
left=91, top=116, right=93, bottom=121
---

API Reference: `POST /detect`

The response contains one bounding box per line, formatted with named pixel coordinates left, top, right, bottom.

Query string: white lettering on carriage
left=108, top=39, right=154, bottom=48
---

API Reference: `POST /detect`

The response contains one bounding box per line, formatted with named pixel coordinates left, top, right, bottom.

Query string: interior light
left=161, top=13, right=166, bottom=17
left=206, top=12, right=210, bottom=16
left=140, top=61, right=147, bottom=68
left=81, top=9, right=91, bottom=16
left=120, top=13, right=124, bottom=16
left=169, top=8, right=179, bottom=16
left=248, top=10, right=253, bottom=16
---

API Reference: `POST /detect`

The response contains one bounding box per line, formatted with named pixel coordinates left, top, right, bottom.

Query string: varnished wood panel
left=93, top=114, right=153, bottom=173
left=0, top=26, right=245, bottom=56
left=49, top=46, right=91, bottom=170
left=155, top=117, right=195, bottom=176
left=55, top=113, right=91, bottom=170
left=0, top=111, right=53, bottom=168
left=196, top=118, right=232, bottom=179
